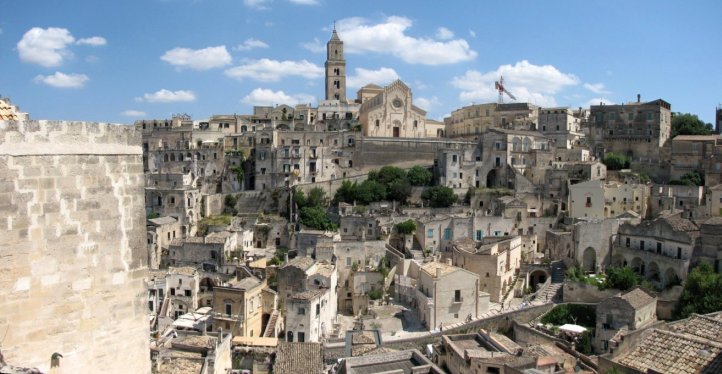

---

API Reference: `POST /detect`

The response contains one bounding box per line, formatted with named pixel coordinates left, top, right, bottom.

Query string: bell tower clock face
left=392, top=98, right=403, bottom=109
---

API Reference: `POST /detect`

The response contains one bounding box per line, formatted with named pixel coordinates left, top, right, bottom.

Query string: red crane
left=495, top=76, right=516, bottom=104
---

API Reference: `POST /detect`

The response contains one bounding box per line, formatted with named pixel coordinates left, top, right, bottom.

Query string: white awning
left=559, top=324, right=587, bottom=334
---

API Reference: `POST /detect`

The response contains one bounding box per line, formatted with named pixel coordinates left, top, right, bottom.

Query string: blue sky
left=1, top=0, right=721, bottom=124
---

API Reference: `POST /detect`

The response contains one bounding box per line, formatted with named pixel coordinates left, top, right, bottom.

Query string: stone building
left=538, top=107, right=583, bottom=149
left=415, top=260, right=483, bottom=330
left=569, top=180, right=649, bottom=219
left=587, top=98, right=672, bottom=162
left=443, top=102, right=540, bottom=138
left=0, top=121, right=150, bottom=373
left=168, top=236, right=232, bottom=272
left=434, top=331, right=547, bottom=374
left=669, top=134, right=721, bottom=182
left=477, top=128, right=552, bottom=189
left=211, top=276, right=267, bottom=338
left=166, top=266, right=201, bottom=319
left=152, top=331, right=232, bottom=374
left=283, top=260, right=338, bottom=343
left=359, top=80, right=429, bottom=138
left=692, top=216, right=722, bottom=272
left=147, top=216, right=181, bottom=269
left=649, top=184, right=705, bottom=219
left=594, top=288, right=657, bottom=354
left=451, top=237, right=521, bottom=302
left=612, top=214, right=698, bottom=286
left=571, top=217, right=626, bottom=273
left=337, top=349, right=444, bottom=373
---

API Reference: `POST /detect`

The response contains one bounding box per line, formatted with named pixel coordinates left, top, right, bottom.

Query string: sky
left=1, top=0, right=721, bottom=124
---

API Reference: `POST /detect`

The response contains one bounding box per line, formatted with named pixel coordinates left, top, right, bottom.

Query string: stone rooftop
left=273, top=342, right=323, bottom=374
left=148, top=216, right=178, bottom=226
left=227, top=276, right=261, bottom=290
left=617, top=328, right=722, bottom=373
left=282, top=256, right=315, bottom=271
left=168, top=266, right=199, bottom=276
left=620, top=288, right=655, bottom=310
left=420, top=261, right=459, bottom=278
left=289, top=289, right=325, bottom=301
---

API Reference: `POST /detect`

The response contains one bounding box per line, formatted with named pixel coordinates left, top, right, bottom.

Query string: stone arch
left=582, top=247, right=596, bottom=273
left=631, top=257, right=644, bottom=275
left=647, top=261, right=660, bottom=282
left=512, top=137, right=522, bottom=152
left=522, top=137, right=531, bottom=152
left=437, top=129, right=444, bottom=138
left=529, top=269, right=549, bottom=291
left=200, top=277, right=216, bottom=292
left=241, top=125, right=248, bottom=132
left=486, top=169, right=498, bottom=188
left=170, top=153, right=176, bottom=162
left=164, top=153, right=169, bottom=162
left=664, top=267, right=679, bottom=287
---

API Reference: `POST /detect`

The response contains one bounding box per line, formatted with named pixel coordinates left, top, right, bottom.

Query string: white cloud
left=76, top=36, right=107, bottom=46
left=586, top=98, right=615, bottom=107
left=451, top=60, right=579, bottom=107
left=415, top=96, right=441, bottom=111
left=334, top=16, right=477, bottom=65
left=136, top=89, right=196, bottom=103
left=17, top=27, right=75, bottom=67
left=583, top=82, right=610, bottom=95
left=346, top=67, right=399, bottom=89
left=244, top=0, right=270, bottom=9
left=33, top=72, right=89, bottom=88
left=241, top=88, right=315, bottom=106
left=225, top=58, right=323, bottom=82
left=234, top=38, right=269, bottom=51
left=289, top=0, right=318, bottom=4
left=413, top=80, right=429, bottom=90
left=435, top=27, right=454, bottom=40
left=122, top=110, right=147, bottom=117
left=161, top=45, right=231, bottom=70
left=301, top=37, right=325, bottom=53
left=468, top=29, right=476, bottom=38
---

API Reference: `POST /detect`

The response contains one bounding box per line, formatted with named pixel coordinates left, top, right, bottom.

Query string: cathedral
left=323, top=27, right=439, bottom=138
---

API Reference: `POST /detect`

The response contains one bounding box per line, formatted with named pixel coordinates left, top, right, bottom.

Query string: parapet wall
left=0, top=121, right=150, bottom=373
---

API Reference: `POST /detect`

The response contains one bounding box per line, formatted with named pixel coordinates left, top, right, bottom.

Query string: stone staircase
left=263, top=310, right=280, bottom=338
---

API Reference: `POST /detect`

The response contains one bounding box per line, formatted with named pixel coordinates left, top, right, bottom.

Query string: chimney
left=637, top=94, right=641, bottom=103
left=436, top=267, right=442, bottom=278
left=447, top=258, right=453, bottom=266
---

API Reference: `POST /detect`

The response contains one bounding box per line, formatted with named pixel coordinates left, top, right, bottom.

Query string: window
left=298, top=332, right=305, bottom=342
left=170, top=288, right=175, bottom=296
left=452, top=154, right=458, bottom=163
left=454, top=290, right=462, bottom=302
left=184, top=290, right=191, bottom=297
left=640, top=240, right=645, bottom=251
left=626, top=237, right=630, bottom=247
left=427, top=229, right=434, bottom=238
left=444, top=228, right=452, bottom=240
left=476, top=230, right=483, bottom=241
left=657, top=242, right=662, bottom=254
left=346, top=257, right=352, bottom=267
left=225, top=303, right=232, bottom=316
left=298, top=307, right=306, bottom=315
left=677, top=247, right=682, bottom=259
left=586, top=196, right=592, bottom=207
left=316, top=304, right=320, bottom=316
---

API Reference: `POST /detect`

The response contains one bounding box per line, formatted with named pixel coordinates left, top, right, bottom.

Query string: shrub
left=396, top=219, right=416, bottom=235
left=602, top=152, right=630, bottom=170
left=421, top=186, right=458, bottom=208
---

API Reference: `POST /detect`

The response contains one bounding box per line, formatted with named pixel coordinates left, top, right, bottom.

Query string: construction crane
left=495, top=76, right=516, bottom=104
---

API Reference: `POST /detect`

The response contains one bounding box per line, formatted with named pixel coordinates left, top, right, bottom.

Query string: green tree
left=672, top=113, right=713, bottom=137
left=355, top=180, right=387, bottom=204
left=603, top=267, right=638, bottom=291
left=298, top=206, right=337, bottom=231
left=387, top=178, right=412, bottom=203
left=223, top=194, right=238, bottom=215
left=372, top=166, right=407, bottom=185
left=669, top=171, right=704, bottom=186
left=407, top=166, right=433, bottom=186
left=421, top=186, right=458, bottom=208
left=602, top=152, right=630, bottom=171
left=674, top=262, right=722, bottom=319
left=306, top=187, right=326, bottom=207
left=334, top=180, right=357, bottom=204
left=396, top=219, right=416, bottom=235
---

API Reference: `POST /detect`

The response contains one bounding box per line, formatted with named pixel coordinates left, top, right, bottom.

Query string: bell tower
left=325, top=25, right=346, bottom=102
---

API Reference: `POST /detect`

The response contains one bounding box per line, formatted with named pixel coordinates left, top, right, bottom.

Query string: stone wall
left=562, top=281, right=620, bottom=303
left=0, top=121, right=150, bottom=373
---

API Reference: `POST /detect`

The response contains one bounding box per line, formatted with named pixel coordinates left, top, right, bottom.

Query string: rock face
left=0, top=121, right=150, bottom=373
